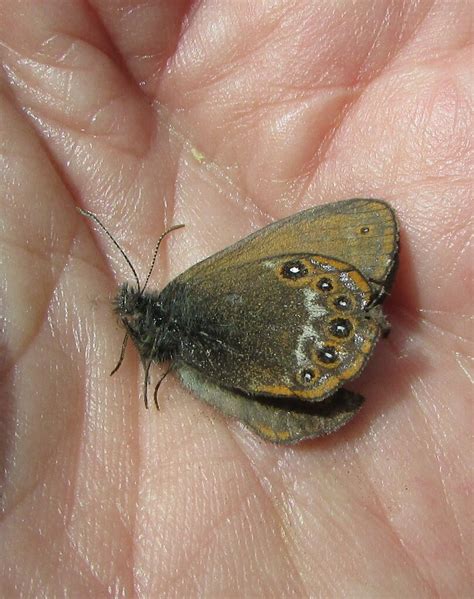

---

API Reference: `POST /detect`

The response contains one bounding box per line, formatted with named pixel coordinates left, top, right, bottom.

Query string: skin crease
left=0, top=0, right=471, bottom=596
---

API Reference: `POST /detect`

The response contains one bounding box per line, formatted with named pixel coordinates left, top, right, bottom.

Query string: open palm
left=1, top=2, right=471, bottom=596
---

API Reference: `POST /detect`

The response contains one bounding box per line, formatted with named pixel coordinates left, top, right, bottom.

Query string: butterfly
left=80, top=198, right=399, bottom=444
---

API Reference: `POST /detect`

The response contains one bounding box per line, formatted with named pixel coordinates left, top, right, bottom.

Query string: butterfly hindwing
left=173, top=253, right=381, bottom=402
left=177, top=363, right=365, bottom=444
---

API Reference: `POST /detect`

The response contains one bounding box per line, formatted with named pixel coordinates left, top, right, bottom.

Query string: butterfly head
left=114, top=283, right=164, bottom=350
left=115, top=282, right=145, bottom=319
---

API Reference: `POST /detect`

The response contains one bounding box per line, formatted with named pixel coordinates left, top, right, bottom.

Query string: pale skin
left=0, top=1, right=472, bottom=597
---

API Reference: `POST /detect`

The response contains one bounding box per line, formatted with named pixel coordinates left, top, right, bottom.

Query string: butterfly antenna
left=78, top=208, right=141, bottom=291
left=142, top=224, right=185, bottom=293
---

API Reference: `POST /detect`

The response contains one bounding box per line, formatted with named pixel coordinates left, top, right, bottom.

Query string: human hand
left=1, top=2, right=471, bottom=596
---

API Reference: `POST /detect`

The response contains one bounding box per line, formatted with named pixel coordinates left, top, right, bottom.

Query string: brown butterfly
left=80, top=198, right=399, bottom=444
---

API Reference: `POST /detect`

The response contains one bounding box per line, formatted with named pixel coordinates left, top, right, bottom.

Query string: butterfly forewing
left=178, top=198, right=398, bottom=296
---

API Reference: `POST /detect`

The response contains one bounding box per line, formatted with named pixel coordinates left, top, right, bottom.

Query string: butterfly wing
left=173, top=253, right=381, bottom=402
left=177, top=363, right=364, bottom=444
left=178, top=198, right=399, bottom=296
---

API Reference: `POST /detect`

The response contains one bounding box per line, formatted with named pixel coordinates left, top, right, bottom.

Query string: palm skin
left=0, top=2, right=471, bottom=597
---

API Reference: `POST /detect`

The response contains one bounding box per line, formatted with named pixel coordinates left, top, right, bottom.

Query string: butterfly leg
left=110, top=333, right=129, bottom=376
left=153, top=366, right=173, bottom=411
left=143, top=360, right=152, bottom=409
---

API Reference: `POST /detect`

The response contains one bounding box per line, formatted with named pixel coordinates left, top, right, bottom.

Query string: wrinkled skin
left=0, top=2, right=471, bottom=597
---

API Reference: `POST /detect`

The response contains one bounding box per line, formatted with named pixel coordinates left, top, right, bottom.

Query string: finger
left=0, top=0, right=164, bottom=246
